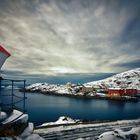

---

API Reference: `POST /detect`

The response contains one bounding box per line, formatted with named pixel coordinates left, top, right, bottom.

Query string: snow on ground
left=2, top=110, right=23, bottom=124
left=0, top=111, right=7, bottom=121
left=0, top=110, right=45, bottom=140
left=23, top=134, right=45, bottom=140
left=35, top=117, right=140, bottom=140
left=96, top=93, right=106, bottom=97
left=40, top=116, right=80, bottom=127
left=85, top=68, right=140, bottom=90
left=35, top=118, right=140, bottom=134
left=1, top=111, right=139, bottom=140
left=20, top=122, right=45, bottom=140
left=97, top=127, right=140, bottom=140
left=20, top=123, right=34, bottom=138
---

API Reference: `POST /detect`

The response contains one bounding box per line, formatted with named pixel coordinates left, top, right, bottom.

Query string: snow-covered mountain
left=26, top=83, right=70, bottom=94
left=85, top=68, right=140, bottom=90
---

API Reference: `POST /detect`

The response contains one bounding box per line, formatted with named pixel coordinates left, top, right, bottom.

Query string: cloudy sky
left=0, top=0, right=140, bottom=75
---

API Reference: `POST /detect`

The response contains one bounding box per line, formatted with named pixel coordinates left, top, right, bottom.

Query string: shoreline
left=23, top=90, right=139, bottom=102
left=34, top=118, right=140, bottom=139
left=35, top=118, right=140, bottom=129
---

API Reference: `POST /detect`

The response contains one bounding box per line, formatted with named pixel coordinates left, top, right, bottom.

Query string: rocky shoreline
left=24, top=89, right=139, bottom=102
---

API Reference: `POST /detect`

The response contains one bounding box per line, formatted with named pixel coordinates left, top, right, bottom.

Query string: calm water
left=1, top=73, right=140, bottom=126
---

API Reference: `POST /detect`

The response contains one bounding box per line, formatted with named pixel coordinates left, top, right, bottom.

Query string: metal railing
left=0, top=78, right=27, bottom=113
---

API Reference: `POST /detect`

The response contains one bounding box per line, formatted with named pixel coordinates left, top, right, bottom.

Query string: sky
left=0, top=0, right=140, bottom=75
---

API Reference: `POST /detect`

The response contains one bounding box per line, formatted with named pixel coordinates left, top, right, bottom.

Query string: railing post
left=23, top=80, right=26, bottom=113
left=12, top=80, right=14, bottom=110
left=0, top=78, right=1, bottom=95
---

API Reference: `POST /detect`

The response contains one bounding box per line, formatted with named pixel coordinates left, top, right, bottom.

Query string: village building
left=79, top=86, right=95, bottom=94
left=108, top=88, right=137, bottom=97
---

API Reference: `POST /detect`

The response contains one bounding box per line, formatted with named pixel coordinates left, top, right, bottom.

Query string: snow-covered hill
left=85, top=68, right=140, bottom=90
left=26, top=83, right=70, bottom=94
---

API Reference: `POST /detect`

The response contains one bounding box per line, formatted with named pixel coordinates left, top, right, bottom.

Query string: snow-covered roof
left=108, top=88, right=122, bottom=90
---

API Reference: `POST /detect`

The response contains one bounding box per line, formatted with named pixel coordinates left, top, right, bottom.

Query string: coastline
left=34, top=118, right=140, bottom=140
left=35, top=118, right=140, bottom=129
left=23, top=90, right=139, bottom=102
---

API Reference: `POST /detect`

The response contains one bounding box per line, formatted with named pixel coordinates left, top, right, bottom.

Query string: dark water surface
left=1, top=73, right=140, bottom=126
left=26, top=92, right=140, bottom=126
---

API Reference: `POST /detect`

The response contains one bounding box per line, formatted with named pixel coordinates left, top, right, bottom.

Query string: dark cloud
left=115, top=59, right=140, bottom=69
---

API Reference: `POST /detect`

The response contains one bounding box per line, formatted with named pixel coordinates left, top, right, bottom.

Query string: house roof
left=0, top=45, right=11, bottom=56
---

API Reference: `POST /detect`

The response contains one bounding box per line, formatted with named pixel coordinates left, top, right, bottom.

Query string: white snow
left=40, top=116, right=79, bottom=127
left=15, top=114, right=28, bottom=123
left=85, top=68, right=140, bottom=91
left=35, top=118, right=140, bottom=140
left=20, top=123, right=34, bottom=138
left=26, top=68, right=140, bottom=98
left=35, top=118, right=140, bottom=134
left=0, top=111, right=7, bottom=121
left=0, top=109, right=45, bottom=140
left=96, top=93, right=106, bottom=97
left=26, top=83, right=70, bottom=94
left=2, top=110, right=23, bottom=124
left=23, top=134, right=45, bottom=140
left=98, top=127, right=140, bottom=140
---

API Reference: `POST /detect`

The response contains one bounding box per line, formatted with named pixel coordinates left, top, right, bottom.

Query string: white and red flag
left=0, top=45, right=11, bottom=70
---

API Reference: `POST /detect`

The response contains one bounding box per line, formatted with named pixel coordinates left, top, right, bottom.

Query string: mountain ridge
left=85, top=68, right=140, bottom=90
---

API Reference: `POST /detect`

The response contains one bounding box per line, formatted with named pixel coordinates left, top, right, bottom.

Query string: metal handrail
left=1, top=99, right=25, bottom=106
left=0, top=78, right=27, bottom=113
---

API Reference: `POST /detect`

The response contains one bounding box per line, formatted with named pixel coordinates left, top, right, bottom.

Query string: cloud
left=114, top=59, right=140, bottom=69
left=0, top=0, right=140, bottom=74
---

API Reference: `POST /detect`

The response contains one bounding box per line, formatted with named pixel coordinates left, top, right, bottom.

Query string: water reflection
left=107, top=100, right=126, bottom=109
left=2, top=89, right=140, bottom=125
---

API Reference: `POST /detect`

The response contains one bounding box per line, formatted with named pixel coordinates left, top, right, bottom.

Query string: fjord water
left=26, top=93, right=140, bottom=126
left=1, top=73, right=140, bottom=126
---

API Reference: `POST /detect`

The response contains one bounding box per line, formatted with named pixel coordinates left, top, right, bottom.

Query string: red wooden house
left=108, top=88, right=137, bottom=96
left=125, top=89, right=137, bottom=96
left=108, top=88, right=125, bottom=96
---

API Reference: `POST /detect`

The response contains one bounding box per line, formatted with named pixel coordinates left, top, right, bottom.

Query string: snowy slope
left=85, top=68, right=140, bottom=90
left=26, top=83, right=70, bottom=94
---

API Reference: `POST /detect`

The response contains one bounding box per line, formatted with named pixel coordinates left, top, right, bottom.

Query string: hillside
left=85, top=68, right=140, bottom=90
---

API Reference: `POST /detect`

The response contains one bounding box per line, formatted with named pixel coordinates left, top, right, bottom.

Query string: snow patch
left=20, top=123, right=34, bottom=138
left=98, top=127, right=140, bottom=140
left=40, top=116, right=79, bottom=127
left=0, top=111, right=7, bottom=121
left=23, top=134, right=44, bottom=140
left=2, top=110, right=23, bottom=124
